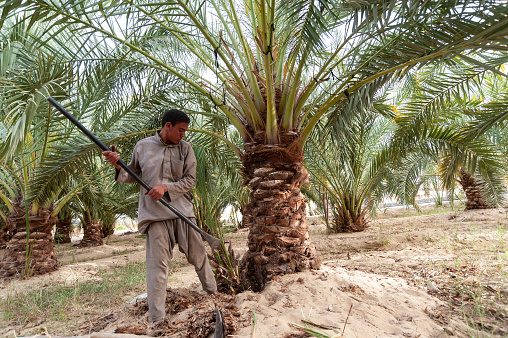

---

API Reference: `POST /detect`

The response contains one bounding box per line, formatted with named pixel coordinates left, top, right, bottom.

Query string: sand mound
left=231, top=265, right=460, bottom=337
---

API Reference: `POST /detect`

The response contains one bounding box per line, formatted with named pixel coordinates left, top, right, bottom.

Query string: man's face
left=162, top=121, right=189, bottom=144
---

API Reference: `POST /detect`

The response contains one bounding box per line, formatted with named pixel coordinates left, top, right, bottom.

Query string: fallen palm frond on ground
left=289, top=305, right=351, bottom=338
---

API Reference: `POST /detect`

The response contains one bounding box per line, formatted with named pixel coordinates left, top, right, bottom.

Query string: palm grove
left=1, top=0, right=508, bottom=292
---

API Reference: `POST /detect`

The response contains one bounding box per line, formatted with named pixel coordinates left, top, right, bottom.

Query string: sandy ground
left=0, top=205, right=507, bottom=337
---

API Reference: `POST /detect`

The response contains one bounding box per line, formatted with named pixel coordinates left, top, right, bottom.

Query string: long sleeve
left=115, top=144, right=141, bottom=183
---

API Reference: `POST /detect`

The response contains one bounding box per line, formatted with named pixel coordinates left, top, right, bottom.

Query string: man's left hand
left=146, top=185, right=168, bottom=201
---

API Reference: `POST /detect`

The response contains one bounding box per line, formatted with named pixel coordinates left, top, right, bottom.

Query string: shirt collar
left=156, top=130, right=179, bottom=147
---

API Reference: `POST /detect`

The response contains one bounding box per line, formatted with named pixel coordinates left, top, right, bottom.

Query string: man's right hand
left=103, top=145, right=121, bottom=170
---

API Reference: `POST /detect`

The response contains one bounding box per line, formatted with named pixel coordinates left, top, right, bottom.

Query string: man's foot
left=149, top=319, right=164, bottom=327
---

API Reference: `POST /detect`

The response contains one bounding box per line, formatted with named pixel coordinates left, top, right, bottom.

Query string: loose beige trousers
left=145, top=218, right=217, bottom=322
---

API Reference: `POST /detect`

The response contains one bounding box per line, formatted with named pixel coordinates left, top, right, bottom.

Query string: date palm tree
left=389, top=61, right=507, bottom=210
left=0, top=20, right=74, bottom=277
left=305, top=106, right=396, bottom=232
left=76, top=169, right=139, bottom=245
left=3, top=0, right=508, bottom=290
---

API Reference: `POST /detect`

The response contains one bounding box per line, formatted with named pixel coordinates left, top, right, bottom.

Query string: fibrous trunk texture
left=0, top=222, right=9, bottom=249
left=333, top=196, right=369, bottom=232
left=101, top=222, right=115, bottom=238
left=458, top=169, right=493, bottom=210
left=55, top=216, right=72, bottom=243
left=240, top=131, right=321, bottom=292
left=80, top=214, right=103, bottom=247
left=0, top=201, right=58, bottom=278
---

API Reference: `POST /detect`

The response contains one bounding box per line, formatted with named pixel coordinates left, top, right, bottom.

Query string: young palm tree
left=73, top=170, right=139, bottom=246
left=193, top=146, right=246, bottom=234
left=99, top=184, right=139, bottom=238
left=3, top=0, right=508, bottom=289
left=390, top=62, right=507, bottom=210
left=305, top=108, right=396, bottom=232
left=39, top=160, right=140, bottom=246
left=458, top=65, right=508, bottom=208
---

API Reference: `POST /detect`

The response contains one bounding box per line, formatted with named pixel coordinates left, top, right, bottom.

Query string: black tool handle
left=47, top=97, right=222, bottom=250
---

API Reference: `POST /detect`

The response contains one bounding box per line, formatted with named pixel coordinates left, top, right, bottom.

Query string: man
left=103, top=109, right=217, bottom=324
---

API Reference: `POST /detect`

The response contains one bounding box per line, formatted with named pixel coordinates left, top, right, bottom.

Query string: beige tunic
left=115, top=132, right=196, bottom=233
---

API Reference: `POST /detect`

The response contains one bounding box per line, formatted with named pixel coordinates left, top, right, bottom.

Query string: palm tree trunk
left=240, top=131, right=321, bottom=292
left=0, top=200, right=59, bottom=278
left=101, top=221, right=115, bottom=238
left=0, top=221, right=9, bottom=249
left=55, top=215, right=72, bottom=243
left=80, top=212, right=103, bottom=247
left=320, top=188, right=330, bottom=228
left=458, top=168, right=492, bottom=210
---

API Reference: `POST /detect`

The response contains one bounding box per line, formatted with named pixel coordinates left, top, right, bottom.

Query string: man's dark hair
left=161, top=109, right=190, bottom=128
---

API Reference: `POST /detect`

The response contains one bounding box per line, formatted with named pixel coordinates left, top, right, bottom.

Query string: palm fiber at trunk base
left=80, top=220, right=103, bottom=247
left=457, top=169, right=494, bottom=210
left=127, top=288, right=242, bottom=337
left=55, top=216, right=72, bottom=243
left=209, top=241, right=246, bottom=294
left=0, top=202, right=58, bottom=278
left=0, top=223, right=9, bottom=249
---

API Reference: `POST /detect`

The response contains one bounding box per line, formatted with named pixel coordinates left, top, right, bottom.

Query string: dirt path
left=0, top=205, right=507, bottom=337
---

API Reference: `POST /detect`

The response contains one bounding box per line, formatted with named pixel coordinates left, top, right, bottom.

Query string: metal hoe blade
left=214, top=306, right=225, bottom=338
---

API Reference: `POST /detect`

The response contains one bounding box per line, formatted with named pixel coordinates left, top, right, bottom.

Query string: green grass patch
left=0, top=261, right=146, bottom=329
